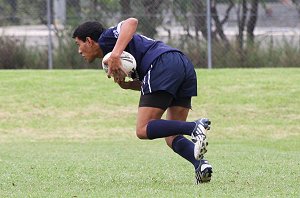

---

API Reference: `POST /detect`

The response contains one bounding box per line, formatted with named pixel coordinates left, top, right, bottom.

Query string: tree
left=6, top=0, right=19, bottom=24
left=192, top=1, right=233, bottom=44
left=211, top=0, right=233, bottom=47
left=291, top=0, right=300, bottom=15
left=173, top=0, right=194, bottom=37
left=120, top=0, right=132, bottom=19
left=237, top=0, right=248, bottom=50
left=138, top=0, right=164, bottom=37
left=191, top=0, right=205, bottom=38
left=247, top=0, right=259, bottom=44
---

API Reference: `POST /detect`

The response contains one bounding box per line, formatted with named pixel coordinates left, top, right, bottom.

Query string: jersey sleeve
left=115, top=21, right=123, bottom=37
left=98, top=22, right=123, bottom=55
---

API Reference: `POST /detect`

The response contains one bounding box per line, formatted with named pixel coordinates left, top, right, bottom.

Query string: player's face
left=75, top=37, right=97, bottom=63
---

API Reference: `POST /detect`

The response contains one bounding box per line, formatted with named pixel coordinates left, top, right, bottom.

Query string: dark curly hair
left=72, top=21, right=105, bottom=42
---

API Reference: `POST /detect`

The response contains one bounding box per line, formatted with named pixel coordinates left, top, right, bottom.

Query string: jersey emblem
left=113, top=29, right=119, bottom=38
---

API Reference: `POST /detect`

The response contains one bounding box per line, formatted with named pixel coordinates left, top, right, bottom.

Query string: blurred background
left=1, top=0, right=300, bottom=69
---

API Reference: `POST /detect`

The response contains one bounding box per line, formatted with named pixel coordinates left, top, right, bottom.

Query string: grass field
left=0, top=69, right=299, bottom=197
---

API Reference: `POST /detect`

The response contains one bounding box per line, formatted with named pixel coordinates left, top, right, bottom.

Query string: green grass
left=0, top=69, right=299, bottom=197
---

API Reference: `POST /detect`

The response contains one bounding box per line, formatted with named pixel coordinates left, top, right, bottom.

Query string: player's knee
left=135, top=127, right=148, bottom=139
left=165, top=136, right=176, bottom=148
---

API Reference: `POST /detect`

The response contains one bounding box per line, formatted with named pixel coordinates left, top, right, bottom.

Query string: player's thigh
left=166, top=106, right=190, bottom=120
left=165, top=106, right=190, bottom=147
left=136, top=91, right=174, bottom=139
left=136, top=107, right=165, bottom=139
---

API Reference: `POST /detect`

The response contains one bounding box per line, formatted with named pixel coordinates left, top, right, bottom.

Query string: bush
left=0, top=36, right=47, bottom=69
left=1, top=32, right=300, bottom=69
left=213, top=39, right=300, bottom=68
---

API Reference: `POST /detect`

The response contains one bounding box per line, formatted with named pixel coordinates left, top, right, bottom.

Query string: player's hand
left=118, top=80, right=131, bottom=89
left=103, top=55, right=127, bottom=83
left=117, top=80, right=142, bottom=91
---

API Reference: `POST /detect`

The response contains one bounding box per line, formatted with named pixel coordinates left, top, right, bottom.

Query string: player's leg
left=164, top=97, right=192, bottom=147
left=167, top=134, right=213, bottom=184
left=136, top=91, right=209, bottom=140
left=165, top=100, right=212, bottom=184
left=138, top=52, right=210, bottom=159
left=164, top=105, right=200, bottom=169
left=164, top=106, right=190, bottom=147
left=135, top=106, right=165, bottom=139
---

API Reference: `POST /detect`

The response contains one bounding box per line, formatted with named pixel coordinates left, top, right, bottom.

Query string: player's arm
left=105, top=18, right=138, bottom=83
left=118, top=80, right=141, bottom=91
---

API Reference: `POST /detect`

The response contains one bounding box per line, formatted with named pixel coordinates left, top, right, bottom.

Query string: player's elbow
left=126, top=18, right=138, bottom=28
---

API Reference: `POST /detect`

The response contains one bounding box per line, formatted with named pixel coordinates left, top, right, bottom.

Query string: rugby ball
left=102, top=51, right=136, bottom=78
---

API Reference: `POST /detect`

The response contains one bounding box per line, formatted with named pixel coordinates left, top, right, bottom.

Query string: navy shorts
left=141, top=51, right=197, bottom=98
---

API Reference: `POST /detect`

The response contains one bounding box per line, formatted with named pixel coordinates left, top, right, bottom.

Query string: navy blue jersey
left=98, top=22, right=181, bottom=80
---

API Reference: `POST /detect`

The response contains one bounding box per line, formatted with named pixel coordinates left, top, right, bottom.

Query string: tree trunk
left=70, top=0, right=81, bottom=14
left=193, top=0, right=207, bottom=39
left=237, top=0, right=247, bottom=50
left=247, top=0, right=258, bottom=44
left=220, top=0, right=234, bottom=26
left=120, top=0, right=132, bottom=19
left=6, top=0, right=18, bottom=24
left=211, top=0, right=230, bottom=47
left=141, top=0, right=163, bottom=37
left=292, top=0, right=300, bottom=16
left=192, top=0, right=204, bottom=38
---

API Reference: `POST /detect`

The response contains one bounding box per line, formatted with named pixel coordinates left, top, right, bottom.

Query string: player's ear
left=85, top=37, right=94, bottom=46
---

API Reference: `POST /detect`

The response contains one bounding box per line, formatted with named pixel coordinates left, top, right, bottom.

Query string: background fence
left=1, top=0, right=300, bottom=69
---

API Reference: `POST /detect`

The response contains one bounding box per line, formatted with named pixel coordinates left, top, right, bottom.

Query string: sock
left=146, top=119, right=196, bottom=139
left=172, top=135, right=200, bottom=169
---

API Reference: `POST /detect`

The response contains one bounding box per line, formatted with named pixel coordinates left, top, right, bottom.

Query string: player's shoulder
left=106, top=21, right=123, bottom=38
